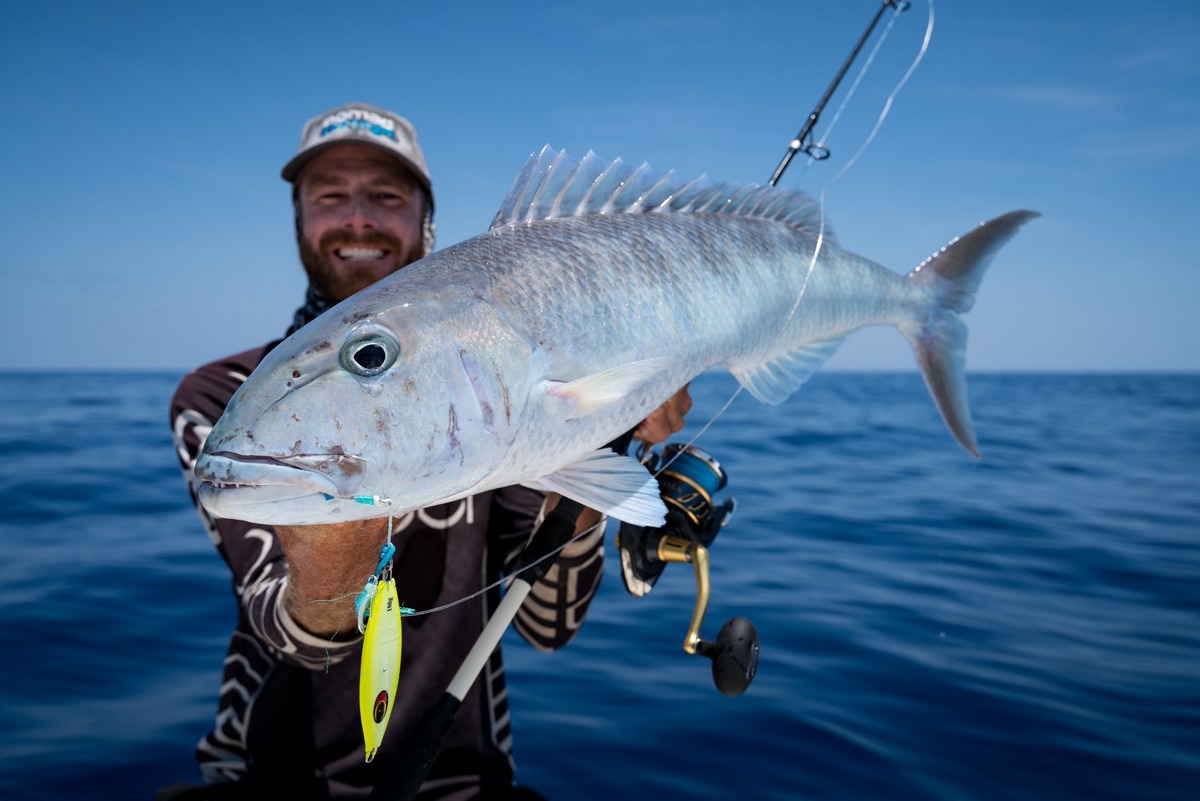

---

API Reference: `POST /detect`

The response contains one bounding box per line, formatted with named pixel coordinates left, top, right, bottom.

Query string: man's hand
left=274, top=519, right=389, bottom=637
left=633, top=384, right=693, bottom=444
left=559, top=384, right=694, bottom=539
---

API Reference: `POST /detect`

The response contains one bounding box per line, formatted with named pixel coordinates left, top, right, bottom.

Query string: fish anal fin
left=731, top=336, right=846, bottom=405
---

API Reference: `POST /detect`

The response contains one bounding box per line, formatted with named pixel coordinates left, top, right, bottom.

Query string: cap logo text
left=318, top=109, right=400, bottom=144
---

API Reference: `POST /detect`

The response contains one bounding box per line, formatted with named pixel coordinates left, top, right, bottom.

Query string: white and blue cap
left=281, top=103, right=433, bottom=203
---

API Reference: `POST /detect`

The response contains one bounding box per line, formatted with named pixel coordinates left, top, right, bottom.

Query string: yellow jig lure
left=359, top=569, right=402, bottom=762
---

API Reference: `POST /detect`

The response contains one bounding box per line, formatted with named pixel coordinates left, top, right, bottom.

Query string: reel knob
left=696, top=617, right=759, bottom=697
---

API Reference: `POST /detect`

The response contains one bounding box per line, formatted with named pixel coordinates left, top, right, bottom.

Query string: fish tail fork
left=901, top=211, right=1040, bottom=457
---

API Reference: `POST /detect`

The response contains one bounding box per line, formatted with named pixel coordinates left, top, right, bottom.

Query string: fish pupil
left=355, top=344, right=387, bottom=370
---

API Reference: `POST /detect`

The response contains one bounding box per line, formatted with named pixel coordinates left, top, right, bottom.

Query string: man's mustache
left=319, top=230, right=404, bottom=252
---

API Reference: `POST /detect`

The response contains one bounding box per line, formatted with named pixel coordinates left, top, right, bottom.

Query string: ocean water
left=0, top=371, right=1196, bottom=800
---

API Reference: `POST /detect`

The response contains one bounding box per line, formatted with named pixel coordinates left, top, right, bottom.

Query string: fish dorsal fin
left=490, top=146, right=834, bottom=243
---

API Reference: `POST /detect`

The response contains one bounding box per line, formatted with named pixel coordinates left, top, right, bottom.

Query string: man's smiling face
left=296, top=143, right=426, bottom=303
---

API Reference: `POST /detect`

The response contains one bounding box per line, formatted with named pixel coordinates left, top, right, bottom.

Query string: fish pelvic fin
left=902, top=210, right=1040, bottom=457
left=523, top=449, right=667, bottom=527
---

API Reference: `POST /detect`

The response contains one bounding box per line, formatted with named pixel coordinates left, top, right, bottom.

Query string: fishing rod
left=768, top=0, right=911, bottom=186
left=371, top=3, right=917, bottom=797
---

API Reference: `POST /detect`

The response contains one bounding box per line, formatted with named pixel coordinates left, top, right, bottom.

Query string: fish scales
left=451, top=212, right=883, bottom=425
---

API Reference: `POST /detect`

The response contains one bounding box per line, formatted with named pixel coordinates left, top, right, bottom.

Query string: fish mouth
left=195, top=451, right=371, bottom=524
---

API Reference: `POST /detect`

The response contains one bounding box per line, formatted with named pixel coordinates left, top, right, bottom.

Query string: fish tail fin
left=901, top=210, right=1039, bottom=457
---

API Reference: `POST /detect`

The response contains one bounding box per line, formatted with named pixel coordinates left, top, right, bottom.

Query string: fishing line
left=315, top=507, right=403, bottom=670
left=803, top=1, right=909, bottom=174
left=308, top=510, right=606, bottom=624
left=655, top=0, right=933, bottom=479
left=403, top=516, right=606, bottom=618
left=784, top=0, right=934, bottom=339
left=816, top=0, right=934, bottom=193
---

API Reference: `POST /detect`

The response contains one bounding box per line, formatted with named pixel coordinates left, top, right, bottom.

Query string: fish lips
left=194, top=451, right=372, bottom=524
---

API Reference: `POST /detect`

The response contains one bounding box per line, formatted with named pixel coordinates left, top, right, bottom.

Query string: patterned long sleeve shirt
left=170, top=341, right=604, bottom=799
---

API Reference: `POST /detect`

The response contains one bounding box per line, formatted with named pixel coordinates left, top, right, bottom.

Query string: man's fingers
left=633, top=384, right=692, bottom=444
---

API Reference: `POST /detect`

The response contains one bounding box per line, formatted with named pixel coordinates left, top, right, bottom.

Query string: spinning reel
left=616, top=443, right=759, bottom=696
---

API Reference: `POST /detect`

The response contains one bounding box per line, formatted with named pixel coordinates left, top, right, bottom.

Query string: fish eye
left=339, top=332, right=399, bottom=377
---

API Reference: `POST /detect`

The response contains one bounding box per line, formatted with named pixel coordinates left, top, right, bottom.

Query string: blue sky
left=1, top=0, right=1196, bottom=371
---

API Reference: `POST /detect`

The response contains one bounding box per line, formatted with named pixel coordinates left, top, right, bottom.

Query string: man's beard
left=298, top=229, right=411, bottom=303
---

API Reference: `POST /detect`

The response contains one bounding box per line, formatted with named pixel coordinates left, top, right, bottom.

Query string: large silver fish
left=196, top=147, right=1036, bottom=527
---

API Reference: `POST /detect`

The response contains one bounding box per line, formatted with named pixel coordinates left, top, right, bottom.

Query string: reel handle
left=657, top=536, right=759, bottom=696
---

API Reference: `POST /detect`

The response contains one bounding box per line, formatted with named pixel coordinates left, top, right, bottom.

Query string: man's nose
left=342, top=195, right=377, bottom=231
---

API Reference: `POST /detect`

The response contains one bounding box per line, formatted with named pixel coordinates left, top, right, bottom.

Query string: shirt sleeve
left=170, top=349, right=361, bottom=670
left=489, top=486, right=605, bottom=653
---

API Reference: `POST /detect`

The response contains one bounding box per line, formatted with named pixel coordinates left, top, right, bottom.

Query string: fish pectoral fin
left=523, top=449, right=667, bottom=527
left=730, top=336, right=847, bottom=405
left=542, top=358, right=671, bottom=418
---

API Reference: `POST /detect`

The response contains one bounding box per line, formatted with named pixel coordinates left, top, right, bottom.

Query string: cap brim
left=280, top=139, right=432, bottom=196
